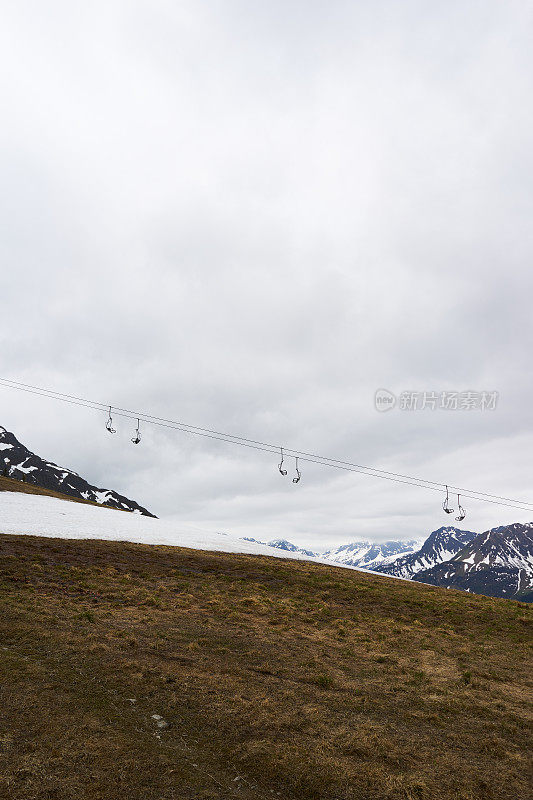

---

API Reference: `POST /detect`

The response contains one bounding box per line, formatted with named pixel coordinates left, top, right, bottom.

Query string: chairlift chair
left=106, top=406, right=116, bottom=434
left=131, top=418, right=141, bottom=444
left=442, top=485, right=454, bottom=514
left=455, top=495, right=466, bottom=522
left=292, top=457, right=301, bottom=484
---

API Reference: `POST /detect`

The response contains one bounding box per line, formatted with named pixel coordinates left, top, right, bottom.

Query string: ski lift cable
left=1, top=377, right=531, bottom=511
left=0, top=377, right=527, bottom=507
left=0, top=376, right=524, bottom=509
left=1, top=381, right=530, bottom=511
left=1, top=377, right=532, bottom=512
left=0, top=378, right=523, bottom=502
left=144, top=418, right=532, bottom=510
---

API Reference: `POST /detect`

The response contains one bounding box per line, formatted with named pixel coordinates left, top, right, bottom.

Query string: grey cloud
left=1, top=1, right=532, bottom=548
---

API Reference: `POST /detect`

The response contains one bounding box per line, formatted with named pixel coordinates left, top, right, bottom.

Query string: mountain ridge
left=0, top=426, right=155, bottom=517
left=413, top=522, right=533, bottom=600
left=320, top=539, right=420, bottom=570
left=372, top=526, right=478, bottom=579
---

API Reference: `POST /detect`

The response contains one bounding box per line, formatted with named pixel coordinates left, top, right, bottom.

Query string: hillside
left=0, top=530, right=531, bottom=800
left=0, top=426, right=155, bottom=516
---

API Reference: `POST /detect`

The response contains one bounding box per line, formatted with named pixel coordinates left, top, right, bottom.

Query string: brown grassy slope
left=0, top=475, right=116, bottom=510
left=0, top=534, right=531, bottom=800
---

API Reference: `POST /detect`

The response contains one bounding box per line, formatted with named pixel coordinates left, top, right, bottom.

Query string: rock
left=151, top=714, right=170, bottom=729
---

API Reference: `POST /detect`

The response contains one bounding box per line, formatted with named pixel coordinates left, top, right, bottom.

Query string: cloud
left=1, top=1, right=532, bottom=547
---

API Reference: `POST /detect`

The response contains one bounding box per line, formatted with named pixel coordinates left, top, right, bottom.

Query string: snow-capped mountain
left=413, top=523, right=533, bottom=600
left=320, top=540, right=420, bottom=570
left=242, top=537, right=318, bottom=558
left=373, top=527, right=478, bottom=579
left=267, top=538, right=319, bottom=557
left=0, top=426, right=155, bottom=517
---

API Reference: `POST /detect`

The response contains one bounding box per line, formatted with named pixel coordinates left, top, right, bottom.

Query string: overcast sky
left=1, top=1, right=532, bottom=549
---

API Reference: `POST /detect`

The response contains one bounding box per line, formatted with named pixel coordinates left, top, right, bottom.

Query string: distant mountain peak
left=268, top=538, right=298, bottom=551
left=373, top=526, right=478, bottom=579
left=321, top=539, right=420, bottom=570
left=0, top=427, right=155, bottom=517
left=414, top=522, right=533, bottom=600
left=267, top=539, right=319, bottom=557
left=241, top=537, right=318, bottom=558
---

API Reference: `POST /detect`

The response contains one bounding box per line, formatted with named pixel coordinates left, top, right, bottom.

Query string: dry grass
left=0, top=533, right=531, bottom=800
